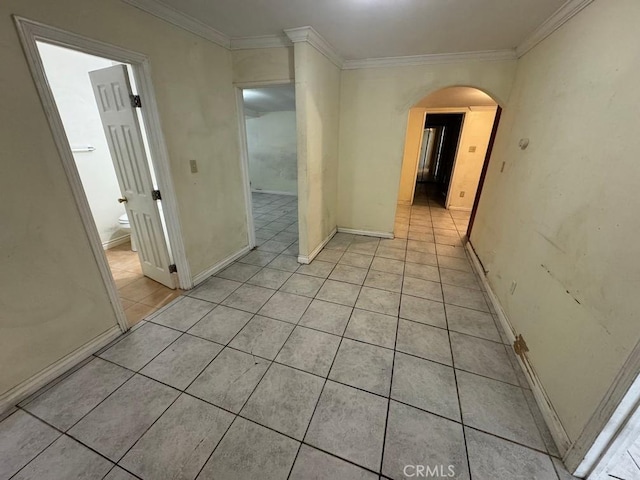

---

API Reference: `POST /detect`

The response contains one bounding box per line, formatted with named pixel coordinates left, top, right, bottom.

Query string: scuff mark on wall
left=537, top=231, right=567, bottom=254
left=541, top=264, right=582, bottom=306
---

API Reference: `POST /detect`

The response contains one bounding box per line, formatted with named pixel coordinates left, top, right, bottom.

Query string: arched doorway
left=394, top=87, right=501, bottom=242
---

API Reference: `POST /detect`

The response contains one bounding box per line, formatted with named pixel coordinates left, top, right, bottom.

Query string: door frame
left=233, top=81, right=296, bottom=251
left=467, top=106, right=502, bottom=237
left=14, top=16, right=192, bottom=330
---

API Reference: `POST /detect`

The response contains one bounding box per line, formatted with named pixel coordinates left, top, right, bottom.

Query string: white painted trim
left=14, top=16, right=192, bottom=293
left=192, top=245, right=252, bottom=286
left=230, top=34, right=292, bottom=50
left=444, top=112, right=468, bottom=209
left=251, top=189, right=297, bottom=197
left=342, top=49, right=516, bottom=70
left=14, top=17, right=130, bottom=331
left=447, top=206, right=473, bottom=212
left=465, top=241, right=573, bottom=456
left=337, top=227, right=394, bottom=239
left=284, top=26, right=344, bottom=69
left=102, top=234, right=131, bottom=250
left=516, top=0, right=595, bottom=57
left=298, top=228, right=337, bottom=264
left=121, top=0, right=230, bottom=49
left=0, top=326, right=122, bottom=414
left=235, top=88, right=257, bottom=250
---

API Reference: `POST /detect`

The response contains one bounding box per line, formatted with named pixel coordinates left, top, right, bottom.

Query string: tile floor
left=608, top=437, right=640, bottom=479
left=1, top=191, right=580, bottom=479
left=106, top=242, right=182, bottom=326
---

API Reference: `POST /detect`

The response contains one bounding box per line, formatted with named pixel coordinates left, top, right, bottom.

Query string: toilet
left=118, top=213, right=138, bottom=252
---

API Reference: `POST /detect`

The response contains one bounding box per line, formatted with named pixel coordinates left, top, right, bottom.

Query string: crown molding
left=342, top=49, right=516, bottom=70
left=516, top=0, right=595, bottom=57
left=284, top=26, right=344, bottom=68
left=230, top=34, right=292, bottom=50
left=122, top=0, right=230, bottom=49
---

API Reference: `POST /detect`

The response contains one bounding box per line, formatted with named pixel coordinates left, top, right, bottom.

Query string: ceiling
left=243, top=85, right=296, bottom=115
left=158, top=0, right=566, bottom=59
left=415, top=87, right=497, bottom=108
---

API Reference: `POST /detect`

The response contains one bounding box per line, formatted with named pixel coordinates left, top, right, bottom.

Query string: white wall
left=337, top=60, right=517, bottom=234
left=245, top=111, right=297, bottom=194
left=37, top=42, right=128, bottom=247
left=471, top=0, right=640, bottom=445
left=293, top=43, right=341, bottom=259
left=0, top=0, right=246, bottom=400
left=447, top=107, right=497, bottom=210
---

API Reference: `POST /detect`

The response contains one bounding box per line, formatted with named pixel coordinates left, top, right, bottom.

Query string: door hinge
left=513, top=334, right=529, bottom=360
left=130, top=94, right=142, bottom=108
left=151, top=190, right=162, bottom=201
left=169, top=264, right=177, bottom=273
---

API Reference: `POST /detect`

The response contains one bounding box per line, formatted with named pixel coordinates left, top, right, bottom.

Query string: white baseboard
left=0, top=325, right=122, bottom=415
left=337, top=227, right=394, bottom=239
left=102, top=234, right=130, bottom=250
left=447, top=206, right=473, bottom=212
left=251, top=189, right=297, bottom=197
left=191, top=245, right=252, bottom=287
left=298, top=228, right=337, bottom=264
left=465, top=241, right=572, bottom=456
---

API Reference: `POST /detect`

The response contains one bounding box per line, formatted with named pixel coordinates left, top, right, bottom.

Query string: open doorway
left=36, top=41, right=180, bottom=326
left=239, top=85, right=299, bottom=259
left=395, top=87, right=500, bottom=243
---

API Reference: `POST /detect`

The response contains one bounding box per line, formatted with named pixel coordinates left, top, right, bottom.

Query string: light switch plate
left=189, top=160, right=198, bottom=173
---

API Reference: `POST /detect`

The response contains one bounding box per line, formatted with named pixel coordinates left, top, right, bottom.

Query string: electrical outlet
left=510, top=281, right=517, bottom=294
left=459, top=191, right=465, bottom=197
left=468, top=146, right=477, bottom=153
left=189, top=160, right=198, bottom=173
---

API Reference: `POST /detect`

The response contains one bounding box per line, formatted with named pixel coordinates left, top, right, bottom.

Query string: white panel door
left=89, top=65, right=174, bottom=288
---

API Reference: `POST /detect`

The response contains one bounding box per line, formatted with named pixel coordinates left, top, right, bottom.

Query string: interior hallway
left=0, top=191, right=579, bottom=479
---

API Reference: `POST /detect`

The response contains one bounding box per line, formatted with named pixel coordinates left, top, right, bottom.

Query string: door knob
left=118, top=197, right=128, bottom=203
